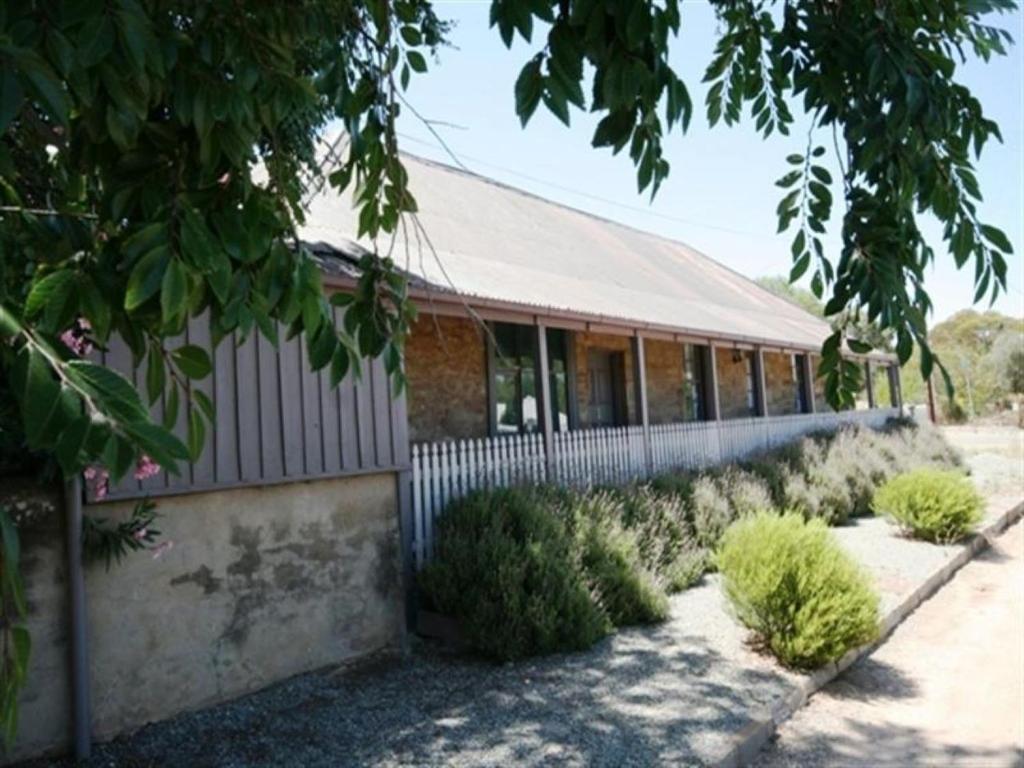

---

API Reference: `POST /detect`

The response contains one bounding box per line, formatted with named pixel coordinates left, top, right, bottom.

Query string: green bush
left=614, top=486, right=706, bottom=591
left=717, top=512, right=880, bottom=669
left=873, top=469, right=983, bottom=544
left=419, top=488, right=610, bottom=660
left=574, top=511, right=668, bottom=625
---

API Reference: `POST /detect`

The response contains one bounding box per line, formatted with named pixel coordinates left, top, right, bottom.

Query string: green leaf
left=0, top=68, right=24, bottom=135
left=123, top=421, right=190, bottom=472
left=171, top=345, right=212, bottom=379
left=145, top=343, right=165, bottom=405
left=980, top=224, right=1013, bottom=253
left=514, top=56, right=543, bottom=126
left=17, top=348, right=62, bottom=448
left=161, top=259, right=188, bottom=325
left=25, top=271, right=75, bottom=326
left=55, top=415, right=92, bottom=475
left=125, top=246, right=170, bottom=311
left=64, top=360, right=148, bottom=423
left=193, top=389, right=215, bottom=422
left=406, top=50, right=427, bottom=73
left=186, top=407, right=205, bottom=461
left=163, top=383, right=180, bottom=430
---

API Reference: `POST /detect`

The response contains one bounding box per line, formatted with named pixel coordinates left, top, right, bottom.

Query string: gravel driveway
left=26, top=424, right=1022, bottom=768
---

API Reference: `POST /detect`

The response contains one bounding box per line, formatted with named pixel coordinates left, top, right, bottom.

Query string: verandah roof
left=298, top=149, right=858, bottom=355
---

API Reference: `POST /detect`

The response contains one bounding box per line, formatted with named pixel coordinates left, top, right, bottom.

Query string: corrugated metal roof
left=298, top=150, right=834, bottom=350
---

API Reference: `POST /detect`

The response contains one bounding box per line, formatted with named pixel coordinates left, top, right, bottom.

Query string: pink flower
left=132, top=527, right=149, bottom=542
left=60, top=318, right=94, bottom=357
left=83, top=465, right=109, bottom=501
left=133, top=454, right=161, bottom=481
left=151, top=540, right=174, bottom=560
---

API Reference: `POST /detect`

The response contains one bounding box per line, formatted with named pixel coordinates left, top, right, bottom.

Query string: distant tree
left=756, top=274, right=891, bottom=351
left=902, top=310, right=1024, bottom=418
left=755, top=276, right=824, bottom=317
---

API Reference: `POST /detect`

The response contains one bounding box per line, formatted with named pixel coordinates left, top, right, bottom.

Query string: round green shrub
left=873, top=469, right=983, bottom=544
left=419, top=488, right=610, bottom=660
left=716, top=512, right=880, bottom=669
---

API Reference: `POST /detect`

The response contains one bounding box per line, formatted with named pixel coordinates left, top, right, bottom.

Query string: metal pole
left=65, top=474, right=91, bottom=760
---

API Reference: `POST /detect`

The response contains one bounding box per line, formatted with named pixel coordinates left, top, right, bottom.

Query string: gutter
left=64, top=474, right=91, bottom=760
left=319, top=272, right=899, bottom=364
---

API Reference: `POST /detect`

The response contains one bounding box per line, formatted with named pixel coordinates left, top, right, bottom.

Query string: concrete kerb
left=711, top=499, right=1024, bottom=768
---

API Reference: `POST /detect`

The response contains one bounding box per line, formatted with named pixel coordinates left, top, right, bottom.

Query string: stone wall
left=715, top=347, right=756, bottom=420
left=810, top=354, right=834, bottom=412
left=764, top=351, right=799, bottom=415
left=405, top=315, right=488, bottom=442
left=573, top=331, right=635, bottom=428
left=10, top=472, right=403, bottom=763
left=644, top=339, right=685, bottom=425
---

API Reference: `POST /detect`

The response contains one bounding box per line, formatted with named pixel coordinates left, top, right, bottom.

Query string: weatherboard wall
left=93, top=309, right=409, bottom=502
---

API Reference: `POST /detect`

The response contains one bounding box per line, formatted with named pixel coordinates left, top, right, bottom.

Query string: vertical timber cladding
left=96, top=308, right=409, bottom=501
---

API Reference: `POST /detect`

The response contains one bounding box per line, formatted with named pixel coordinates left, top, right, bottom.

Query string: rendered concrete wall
left=715, top=348, right=756, bottom=420
left=10, top=472, right=402, bottom=763
left=405, top=315, right=488, bottom=443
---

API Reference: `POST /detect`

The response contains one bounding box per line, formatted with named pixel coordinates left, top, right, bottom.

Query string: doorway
left=587, top=349, right=627, bottom=427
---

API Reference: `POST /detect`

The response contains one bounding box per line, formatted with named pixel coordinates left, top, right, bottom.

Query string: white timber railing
left=410, top=407, right=898, bottom=568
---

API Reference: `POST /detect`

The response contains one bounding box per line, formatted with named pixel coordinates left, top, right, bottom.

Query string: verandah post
left=753, top=346, right=768, bottom=417
left=706, top=342, right=721, bottom=421
left=631, top=334, right=652, bottom=477
left=888, top=362, right=903, bottom=412
left=536, top=322, right=555, bottom=482
left=864, top=360, right=876, bottom=408
left=801, top=353, right=816, bottom=414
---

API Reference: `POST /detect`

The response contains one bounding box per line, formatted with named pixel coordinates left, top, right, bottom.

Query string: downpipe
left=64, top=474, right=91, bottom=760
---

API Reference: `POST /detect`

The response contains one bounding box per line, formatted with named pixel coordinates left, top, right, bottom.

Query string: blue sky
left=394, top=0, right=1023, bottom=324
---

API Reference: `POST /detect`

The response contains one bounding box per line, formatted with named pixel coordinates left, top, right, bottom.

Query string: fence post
left=632, top=334, right=653, bottom=477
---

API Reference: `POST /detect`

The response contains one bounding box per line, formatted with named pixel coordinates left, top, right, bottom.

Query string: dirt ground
left=941, top=424, right=1024, bottom=497
left=756, top=514, right=1024, bottom=767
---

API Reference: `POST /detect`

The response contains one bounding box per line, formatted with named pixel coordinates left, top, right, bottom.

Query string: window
left=491, top=323, right=571, bottom=435
left=744, top=352, right=755, bottom=413
left=682, top=343, right=706, bottom=421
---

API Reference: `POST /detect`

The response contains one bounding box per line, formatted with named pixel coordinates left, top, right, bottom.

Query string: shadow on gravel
left=757, top=716, right=1023, bottom=768
left=24, top=628, right=794, bottom=768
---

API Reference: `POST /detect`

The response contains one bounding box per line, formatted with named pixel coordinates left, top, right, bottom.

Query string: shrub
left=574, top=511, right=668, bottom=625
left=873, top=469, right=983, bottom=544
left=716, top=467, right=774, bottom=519
left=614, top=486, right=705, bottom=591
left=419, top=488, right=610, bottom=660
left=717, top=512, right=880, bottom=669
left=690, top=474, right=735, bottom=550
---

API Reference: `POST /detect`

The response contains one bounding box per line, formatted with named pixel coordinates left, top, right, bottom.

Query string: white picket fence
left=410, top=407, right=898, bottom=568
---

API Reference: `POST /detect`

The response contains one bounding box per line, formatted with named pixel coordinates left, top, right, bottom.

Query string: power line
left=395, top=130, right=771, bottom=240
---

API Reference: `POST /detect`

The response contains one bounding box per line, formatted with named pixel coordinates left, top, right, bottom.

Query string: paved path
left=756, top=520, right=1024, bottom=768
